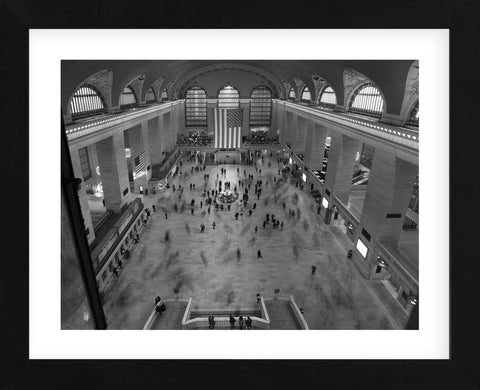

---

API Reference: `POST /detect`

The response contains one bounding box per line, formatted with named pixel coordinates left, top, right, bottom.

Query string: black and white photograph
left=61, top=59, right=420, bottom=332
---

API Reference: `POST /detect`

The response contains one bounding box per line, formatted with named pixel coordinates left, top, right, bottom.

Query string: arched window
left=185, top=86, right=207, bottom=127
left=145, top=87, right=156, bottom=103
left=70, top=85, right=106, bottom=120
left=301, top=87, right=311, bottom=102
left=347, top=83, right=384, bottom=118
left=250, top=86, right=272, bottom=126
left=218, top=85, right=239, bottom=109
left=318, top=85, right=337, bottom=107
left=161, top=88, right=168, bottom=101
left=119, top=86, right=137, bottom=109
left=288, top=87, right=296, bottom=101
left=407, top=101, right=419, bottom=126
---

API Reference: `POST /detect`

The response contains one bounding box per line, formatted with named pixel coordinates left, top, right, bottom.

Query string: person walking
left=212, top=221, right=216, bottom=229
left=256, top=293, right=261, bottom=304
left=254, top=225, right=258, bottom=234
left=200, top=223, right=205, bottom=233
left=229, top=314, right=236, bottom=329
left=152, top=204, right=156, bottom=212
left=311, top=265, right=317, bottom=276
left=257, top=250, right=262, bottom=259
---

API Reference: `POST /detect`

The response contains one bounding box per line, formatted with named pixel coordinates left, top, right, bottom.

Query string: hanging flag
left=214, top=108, right=243, bottom=148
left=134, top=151, right=147, bottom=175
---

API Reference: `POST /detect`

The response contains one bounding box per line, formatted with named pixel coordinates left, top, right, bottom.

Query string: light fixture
left=376, top=256, right=388, bottom=269
left=408, top=295, right=418, bottom=305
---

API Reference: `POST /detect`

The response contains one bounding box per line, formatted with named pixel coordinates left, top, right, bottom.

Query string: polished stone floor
left=103, top=151, right=408, bottom=330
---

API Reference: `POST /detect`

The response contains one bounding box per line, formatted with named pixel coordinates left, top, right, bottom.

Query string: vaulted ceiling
left=61, top=60, right=417, bottom=116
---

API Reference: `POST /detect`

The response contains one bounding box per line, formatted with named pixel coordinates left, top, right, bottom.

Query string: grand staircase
left=150, top=301, right=188, bottom=330
left=264, top=299, right=302, bottom=330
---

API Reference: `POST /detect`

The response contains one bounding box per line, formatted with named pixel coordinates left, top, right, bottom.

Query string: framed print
left=1, top=2, right=478, bottom=387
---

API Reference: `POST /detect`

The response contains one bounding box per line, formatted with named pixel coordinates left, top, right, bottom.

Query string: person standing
left=254, top=225, right=258, bottom=234
left=246, top=316, right=252, bottom=330
left=257, top=250, right=262, bottom=259
left=208, top=314, right=215, bottom=329
left=229, top=314, right=236, bottom=329
left=239, top=316, right=245, bottom=330
left=256, top=293, right=261, bottom=304
left=200, top=223, right=205, bottom=233
left=212, top=221, right=216, bottom=229
left=311, top=265, right=317, bottom=276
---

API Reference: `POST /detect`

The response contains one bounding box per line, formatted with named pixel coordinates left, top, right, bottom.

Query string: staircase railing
left=289, top=295, right=309, bottom=330
left=143, top=299, right=188, bottom=330
left=180, top=297, right=270, bottom=329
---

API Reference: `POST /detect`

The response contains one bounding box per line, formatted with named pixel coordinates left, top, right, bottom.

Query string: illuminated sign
left=356, top=239, right=368, bottom=258
left=322, top=198, right=329, bottom=208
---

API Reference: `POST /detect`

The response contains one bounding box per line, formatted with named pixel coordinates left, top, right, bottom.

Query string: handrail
left=289, top=295, right=309, bottom=330
left=376, top=242, right=419, bottom=289
left=65, top=100, right=184, bottom=141
left=180, top=297, right=270, bottom=329
left=143, top=299, right=186, bottom=330
left=275, top=100, right=419, bottom=149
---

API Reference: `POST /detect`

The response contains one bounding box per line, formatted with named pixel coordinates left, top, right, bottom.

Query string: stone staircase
left=264, top=299, right=302, bottom=330
left=151, top=301, right=188, bottom=330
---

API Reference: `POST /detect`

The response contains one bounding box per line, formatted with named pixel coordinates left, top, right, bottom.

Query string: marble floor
left=102, top=151, right=408, bottom=330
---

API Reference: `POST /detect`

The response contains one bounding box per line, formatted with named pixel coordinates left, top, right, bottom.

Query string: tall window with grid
left=318, top=85, right=337, bottom=107
left=185, top=86, right=207, bottom=127
left=300, top=87, right=311, bottom=102
left=249, top=86, right=272, bottom=126
left=70, top=85, right=107, bottom=120
left=218, top=85, right=240, bottom=109
left=288, top=87, right=296, bottom=101
left=78, top=147, right=92, bottom=181
left=407, top=102, right=419, bottom=126
left=119, top=86, right=137, bottom=109
left=145, top=87, right=156, bottom=103
left=347, top=83, right=384, bottom=118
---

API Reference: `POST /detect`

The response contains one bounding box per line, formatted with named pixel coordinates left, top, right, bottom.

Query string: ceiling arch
left=61, top=60, right=417, bottom=117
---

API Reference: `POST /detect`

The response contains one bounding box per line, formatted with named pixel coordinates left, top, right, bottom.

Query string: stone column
left=305, top=123, right=328, bottom=170
left=285, top=111, right=296, bottom=147
left=352, top=148, right=418, bottom=277
left=147, top=116, right=165, bottom=165
left=324, top=132, right=360, bottom=205
left=126, top=124, right=151, bottom=193
left=69, top=145, right=95, bottom=244
left=275, top=103, right=286, bottom=144
left=293, top=116, right=308, bottom=154
left=163, top=111, right=173, bottom=153
left=96, top=133, right=131, bottom=213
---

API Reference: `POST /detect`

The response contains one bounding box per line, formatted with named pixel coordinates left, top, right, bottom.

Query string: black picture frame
left=2, top=1, right=479, bottom=388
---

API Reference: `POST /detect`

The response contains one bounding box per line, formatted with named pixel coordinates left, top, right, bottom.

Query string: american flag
left=134, top=151, right=147, bottom=175
left=214, top=108, right=243, bottom=148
